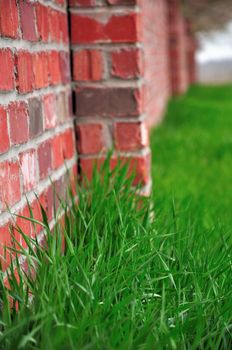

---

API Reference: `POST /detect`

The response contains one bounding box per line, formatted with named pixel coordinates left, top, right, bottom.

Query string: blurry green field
left=151, top=85, right=232, bottom=230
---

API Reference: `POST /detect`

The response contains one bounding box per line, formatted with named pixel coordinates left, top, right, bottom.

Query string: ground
left=1, top=85, right=232, bottom=349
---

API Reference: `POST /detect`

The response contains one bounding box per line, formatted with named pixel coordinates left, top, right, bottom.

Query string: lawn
left=1, top=85, right=232, bottom=349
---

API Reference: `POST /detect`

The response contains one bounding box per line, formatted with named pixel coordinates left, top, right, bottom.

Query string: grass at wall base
left=1, top=85, right=232, bottom=349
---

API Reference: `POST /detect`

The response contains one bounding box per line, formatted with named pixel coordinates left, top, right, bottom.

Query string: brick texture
left=0, top=0, right=76, bottom=272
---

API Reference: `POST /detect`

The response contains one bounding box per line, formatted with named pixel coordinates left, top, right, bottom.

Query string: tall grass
left=0, top=157, right=232, bottom=349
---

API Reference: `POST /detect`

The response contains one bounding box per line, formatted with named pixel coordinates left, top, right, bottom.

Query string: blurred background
left=183, top=0, right=232, bottom=84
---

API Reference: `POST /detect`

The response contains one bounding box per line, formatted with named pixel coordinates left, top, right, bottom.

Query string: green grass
left=1, top=85, right=232, bottom=349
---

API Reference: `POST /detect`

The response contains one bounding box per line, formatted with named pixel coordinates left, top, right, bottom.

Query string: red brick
left=75, top=87, right=141, bottom=117
left=38, top=141, right=52, bottom=179
left=59, top=12, right=69, bottom=44
left=49, top=8, right=60, bottom=42
left=33, top=52, right=49, bottom=89
left=36, top=3, right=49, bottom=42
left=16, top=51, right=34, bottom=93
left=15, top=206, right=33, bottom=248
left=63, top=129, right=75, bottom=159
left=76, top=123, right=106, bottom=154
left=69, top=0, right=96, bottom=6
left=59, top=51, right=71, bottom=84
left=0, top=224, right=13, bottom=272
left=107, top=0, right=136, bottom=3
left=73, top=50, right=104, bottom=81
left=114, top=122, right=148, bottom=151
left=52, top=135, right=64, bottom=169
left=0, top=0, right=20, bottom=38
left=48, top=51, right=61, bottom=85
left=19, top=0, right=37, bottom=42
left=56, top=91, right=68, bottom=123
left=8, top=101, right=29, bottom=145
left=28, top=97, right=43, bottom=138
left=111, top=49, right=141, bottom=79
left=71, top=13, right=138, bottom=44
left=0, top=107, right=10, bottom=154
left=0, top=49, right=14, bottom=91
left=0, top=160, right=21, bottom=208
left=43, top=94, right=57, bottom=129
left=19, top=149, right=37, bottom=192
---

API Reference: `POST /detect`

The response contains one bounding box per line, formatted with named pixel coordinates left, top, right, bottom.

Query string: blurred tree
left=182, top=0, right=232, bottom=32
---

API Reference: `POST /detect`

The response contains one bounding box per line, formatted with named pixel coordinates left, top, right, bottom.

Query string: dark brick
left=75, top=87, right=140, bottom=117
left=28, top=97, right=43, bottom=137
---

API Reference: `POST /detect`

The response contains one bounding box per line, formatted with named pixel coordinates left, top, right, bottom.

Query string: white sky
left=197, top=21, right=232, bottom=63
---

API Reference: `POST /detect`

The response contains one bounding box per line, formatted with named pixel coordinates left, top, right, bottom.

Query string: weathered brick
left=28, top=97, right=43, bottom=138
left=59, top=12, right=69, bottom=44
left=75, top=87, right=141, bottom=117
left=0, top=224, right=13, bottom=271
left=33, top=52, right=49, bottom=89
left=114, top=122, right=148, bottom=151
left=48, top=50, right=61, bottom=85
left=73, top=50, right=104, bottom=81
left=0, top=160, right=21, bottom=209
left=49, top=8, right=60, bottom=42
left=15, top=206, right=33, bottom=247
left=38, top=141, right=52, bottom=179
left=8, top=101, right=29, bottom=145
left=19, top=0, right=37, bottom=42
left=71, top=13, right=138, bottom=44
left=59, top=51, right=71, bottom=83
left=69, top=0, right=96, bottom=6
left=0, top=107, right=9, bottom=154
left=0, top=0, right=19, bottom=38
left=16, top=51, right=34, bottom=93
left=0, top=49, right=14, bottom=91
left=76, top=123, right=106, bottom=154
left=107, top=0, right=136, bottom=4
left=56, top=91, right=68, bottom=123
left=111, top=49, right=141, bottom=79
left=43, top=94, right=57, bottom=129
left=19, top=149, right=37, bottom=192
left=36, top=3, right=49, bottom=42
left=52, top=135, right=64, bottom=169
left=63, top=129, right=75, bottom=159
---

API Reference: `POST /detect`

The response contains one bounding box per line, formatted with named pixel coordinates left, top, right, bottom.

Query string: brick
left=52, top=135, right=64, bottom=169
left=33, top=52, right=49, bottom=89
left=38, top=141, right=52, bottom=179
left=0, top=160, right=21, bottom=209
left=107, top=0, right=136, bottom=4
left=71, top=13, right=138, bottom=44
left=8, top=101, right=29, bottom=145
left=49, top=8, right=60, bottom=42
left=43, top=94, right=57, bottom=129
left=63, top=129, right=75, bottom=159
left=114, top=122, right=148, bottom=151
left=69, top=0, right=96, bottom=6
left=75, top=87, right=141, bottom=117
left=56, top=91, right=68, bottom=123
left=36, top=3, right=49, bottom=42
left=19, top=0, right=37, bottom=42
left=111, top=49, right=141, bottom=79
left=19, top=149, right=37, bottom=192
left=73, top=50, right=104, bottom=81
left=0, top=0, right=19, bottom=38
left=16, top=51, right=34, bottom=93
left=15, top=206, right=33, bottom=248
left=28, top=97, right=43, bottom=138
left=0, top=49, right=14, bottom=91
left=0, top=107, right=10, bottom=154
left=122, top=154, right=151, bottom=186
left=0, top=224, right=13, bottom=271
left=76, top=123, right=106, bottom=154
left=59, top=51, right=71, bottom=84
left=59, top=12, right=69, bottom=44
left=48, top=51, right=61, bottom=85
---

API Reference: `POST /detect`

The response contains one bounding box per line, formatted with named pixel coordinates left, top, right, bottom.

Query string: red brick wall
left=0, top=0, right=196, bottom=271
left=141, top=0, right=171, bottom=126
left=168, top=0, right=189, bottom=95
left=0, top=0, right=76, bottom=271
left=69, top=0, right=151, bottom=195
